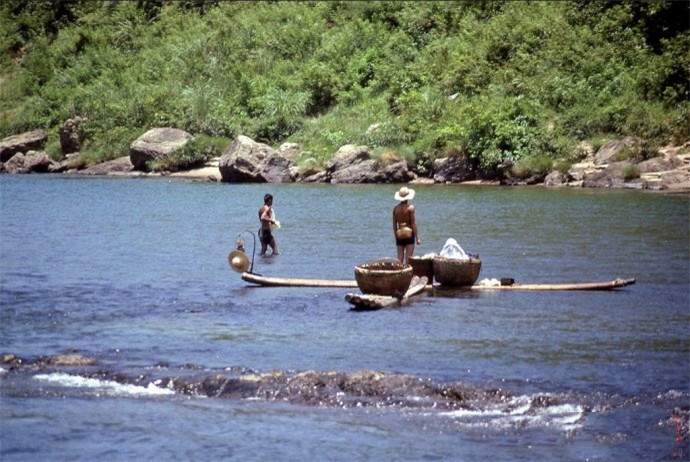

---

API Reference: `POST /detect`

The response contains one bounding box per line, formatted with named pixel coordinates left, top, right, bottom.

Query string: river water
left=1, top=175, right=688, bottom=461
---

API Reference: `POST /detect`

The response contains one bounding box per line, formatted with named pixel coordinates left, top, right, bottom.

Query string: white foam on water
left=34, top=373, right=174, bottom=396
left=439, top=394, right=584, bottom=433
left=0, top=366, right=6, bottom=374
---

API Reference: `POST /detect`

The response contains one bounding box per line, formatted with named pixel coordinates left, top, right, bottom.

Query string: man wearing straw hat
left=393, top=186, right=420, bottom=265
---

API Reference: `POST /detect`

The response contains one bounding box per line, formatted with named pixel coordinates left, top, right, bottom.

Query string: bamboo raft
left=346, top=276, right=428, bottom=310
left=241, top=272, right=636, bottom=291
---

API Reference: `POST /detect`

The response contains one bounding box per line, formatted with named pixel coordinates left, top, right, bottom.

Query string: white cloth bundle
left=439, top=238, right=469, bottom=261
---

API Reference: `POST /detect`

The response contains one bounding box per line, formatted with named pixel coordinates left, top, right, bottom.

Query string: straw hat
left=394, top=186, right=415, bottom=201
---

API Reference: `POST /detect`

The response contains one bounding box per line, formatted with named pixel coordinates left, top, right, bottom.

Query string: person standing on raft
left=393, top=186, right=420, bottom=265
left=258, top=193, right=279, bottom=256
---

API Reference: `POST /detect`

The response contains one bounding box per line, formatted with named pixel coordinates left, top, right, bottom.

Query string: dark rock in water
left=59, top=116, right=86, bottom=155
left=1, top=353, right=21, bottom=365
left=0, top=129, right=48, bottom=162
left=78, top=156, right=134, bottom=175
left=433, top=155, right=475, bottom=183
left=46, top=354, right=97, bottom=366
left=129, top=127, right=192, bottom=171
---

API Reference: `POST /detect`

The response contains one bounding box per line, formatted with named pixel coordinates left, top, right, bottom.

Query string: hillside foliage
left=1, top=0, right=688, bottom=173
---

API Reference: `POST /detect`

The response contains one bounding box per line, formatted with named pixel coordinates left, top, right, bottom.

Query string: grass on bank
left=0, top=1, right=688, bottom=172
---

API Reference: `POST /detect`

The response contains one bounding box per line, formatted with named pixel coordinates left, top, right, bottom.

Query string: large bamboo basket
left=409, top=255, right=435, bottom=283
left=432, top=256, right=482, bottom=287
left=354, top=258, right=414, bottom=296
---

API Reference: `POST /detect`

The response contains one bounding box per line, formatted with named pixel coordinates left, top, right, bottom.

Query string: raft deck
left=346, top=276, right=428, bottom=310
left=241, top=272, right=635, bottom=291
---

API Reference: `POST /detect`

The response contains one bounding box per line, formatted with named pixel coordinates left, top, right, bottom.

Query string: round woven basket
left=432, top=256, right=482, bottom=287
left=409, top=256, right=434, bottom=282
left=354, top=258, right=413, bottom=296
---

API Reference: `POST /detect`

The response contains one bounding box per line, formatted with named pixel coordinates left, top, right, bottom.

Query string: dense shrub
left=0, top=0, right=687, bottom=170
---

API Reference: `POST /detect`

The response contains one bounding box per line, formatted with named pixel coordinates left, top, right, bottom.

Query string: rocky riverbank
left=1, top=125, right=688, bottom=192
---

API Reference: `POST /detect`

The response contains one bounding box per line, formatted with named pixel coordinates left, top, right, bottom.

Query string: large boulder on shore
left=3, top=151, right=55, bottom=174
left=78, top=156, right=134, bottom=175
left=23, top=151, right=54, bottom=172
left=544, top=171, right=567, bottom=187
left=326, top=145, right=370, bottom=173
left=582, top=161, right=633, bottom=188
left=0, top=129, right=48, bottom=162
left=300, top=144, right=414, bottom=184
left=3, top=153, right=27, bottom=173
left=594, top=137, right=641, bottom=165
left=219, top=135, right=296, bottom=183
left=432, top=155, right=475, bottom=183
left=59, top=116, right=86, bottom=155
left=129, top=128, right=192, bottom=171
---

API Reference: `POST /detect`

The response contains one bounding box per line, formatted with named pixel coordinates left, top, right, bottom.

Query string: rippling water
left=1, top=175, right=688, bottom=461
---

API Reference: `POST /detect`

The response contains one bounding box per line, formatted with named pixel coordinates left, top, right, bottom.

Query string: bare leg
left=260, top=241, right=267, bottom=256
left=406, top=244, right=415, bottom=259
left=270, top=237, right=279, bottom=256
left=402, top=244, right=415, bottom=266
left=397, top=245, right=404, bottom=263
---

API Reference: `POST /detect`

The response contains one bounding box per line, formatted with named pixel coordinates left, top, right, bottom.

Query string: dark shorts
left=396, top=233, right=415, bottom=247
left=259, top=228, right=273, bottom=245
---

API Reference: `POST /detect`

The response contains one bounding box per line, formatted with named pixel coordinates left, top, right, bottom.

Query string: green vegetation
left=510, top=155, right=554, bottom=179
left=1, top=0, right=688, bottom=173
left=623, top=164, right=641, bottom=181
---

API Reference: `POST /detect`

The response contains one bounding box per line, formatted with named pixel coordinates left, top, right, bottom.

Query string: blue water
left=1, top=175, right=688, bottom=461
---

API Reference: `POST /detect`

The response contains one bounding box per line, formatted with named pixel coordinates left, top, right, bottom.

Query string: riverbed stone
left=129, top=127, right=192, bottom=171
left=0, top=129, right=48, bottom=162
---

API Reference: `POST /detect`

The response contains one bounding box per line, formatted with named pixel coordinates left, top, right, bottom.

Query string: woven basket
left=354, top=258, right=413, bottom=296
left=409, top=256, right=434, bottom=282
left=432, top=256, right=482, bottom=287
